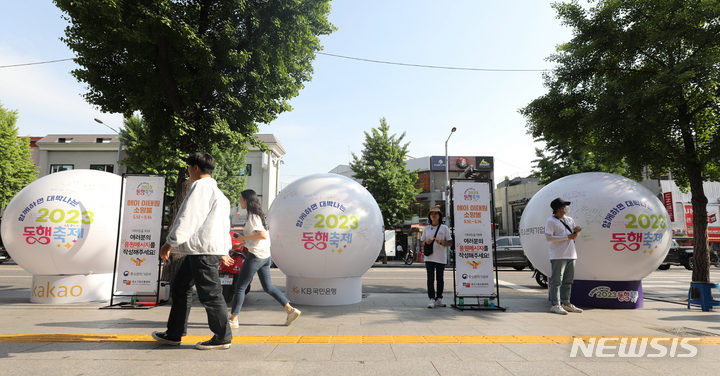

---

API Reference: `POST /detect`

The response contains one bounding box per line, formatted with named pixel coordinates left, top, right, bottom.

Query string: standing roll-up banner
left=451, top=179, right=504, bottom=311
left=108, top=174, right=166, bottom=307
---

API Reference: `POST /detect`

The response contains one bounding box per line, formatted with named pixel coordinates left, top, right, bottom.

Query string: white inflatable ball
left=519, top=172, right=671, bottom=281
left=268, top=174, right=383, bottom=278
left=1, top=170, right=121, bottom=275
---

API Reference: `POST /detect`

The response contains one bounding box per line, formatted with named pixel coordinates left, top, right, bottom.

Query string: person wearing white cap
left=545, top=198, right=584, bottom=315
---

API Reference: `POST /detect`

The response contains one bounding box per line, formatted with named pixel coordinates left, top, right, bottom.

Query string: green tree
left=520, top=0, right=720, bottom=284
left=210, top=141, right=247, bottom=207
left=0, top=102, right=38, bottom=208
left=530, top=146, right=629, bottom=185
left=119, top=114, right=182, bottom=199
left=120, top=114, right=247, bottom=282
left=55, top=0, right=334, bottom=203
left=351, top=118, right=420, bottom=228
left=120, top=115, right=246, bottom=208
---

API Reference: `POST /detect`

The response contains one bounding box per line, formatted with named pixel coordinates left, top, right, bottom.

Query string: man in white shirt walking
left=152, top=152, right=233, bottom=349
left=545, top=198, right=584, bottom=315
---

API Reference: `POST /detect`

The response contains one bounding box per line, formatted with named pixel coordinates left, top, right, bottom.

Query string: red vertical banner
left=663, top=192, right=674, bottom=222
left=685, top=205, right=694, bottom=237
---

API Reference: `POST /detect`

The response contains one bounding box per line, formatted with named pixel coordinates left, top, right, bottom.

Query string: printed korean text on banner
left=453, top=181, right=494, bottom=296
left=684, top=204, right=720, bottom=243
left=114, top=176, right=165, bottom=294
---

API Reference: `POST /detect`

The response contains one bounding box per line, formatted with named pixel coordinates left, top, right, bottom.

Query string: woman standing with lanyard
left=422, top=206, right=452, bottom=308
left=222, top=189, right=301, bottom=327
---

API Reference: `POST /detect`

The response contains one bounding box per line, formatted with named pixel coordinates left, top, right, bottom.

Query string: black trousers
left=165, top=255, right=232, bottom=344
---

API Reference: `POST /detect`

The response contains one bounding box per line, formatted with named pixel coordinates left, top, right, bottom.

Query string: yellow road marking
left=0, top=334, right=718, bottom=345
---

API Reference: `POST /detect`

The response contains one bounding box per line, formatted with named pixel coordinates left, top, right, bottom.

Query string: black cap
left=550, top=197, right=571, bottom=211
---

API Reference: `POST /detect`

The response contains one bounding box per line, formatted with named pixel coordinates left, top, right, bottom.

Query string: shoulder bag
left=423, top=225, right=442, bottom=257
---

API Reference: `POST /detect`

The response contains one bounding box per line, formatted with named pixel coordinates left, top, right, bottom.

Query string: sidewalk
left=1, top=289, right=719, bottom=376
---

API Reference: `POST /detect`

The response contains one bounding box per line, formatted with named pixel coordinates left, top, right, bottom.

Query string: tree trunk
left=160, top=167, right=192, bottom=282
left=688, top=164, right=710, bottom=298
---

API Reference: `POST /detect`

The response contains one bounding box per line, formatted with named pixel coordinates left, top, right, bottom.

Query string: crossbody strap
left=431, top=225, right=441, bottom=240
left=553, top=216, right=575, bottom=242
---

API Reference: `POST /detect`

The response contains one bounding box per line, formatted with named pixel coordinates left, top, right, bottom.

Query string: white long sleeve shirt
left=166, top=177, right=231, bottom=255
left=544, top=215, right=577, bottom=260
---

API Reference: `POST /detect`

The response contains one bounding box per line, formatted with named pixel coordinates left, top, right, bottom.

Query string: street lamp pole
left=94, top=118, right=122, bottom=175
left=444, top=127, right=457, bottom=220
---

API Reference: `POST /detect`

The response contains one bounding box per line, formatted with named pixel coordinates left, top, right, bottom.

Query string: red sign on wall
left=684, top=205, right=720, bottom=243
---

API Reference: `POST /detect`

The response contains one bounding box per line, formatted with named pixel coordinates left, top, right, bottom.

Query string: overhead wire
left=315, top=52, right=550, bottom=72
left=1, top=54, right=550, bottom=72
left=0, top=58, right=74, bottom=69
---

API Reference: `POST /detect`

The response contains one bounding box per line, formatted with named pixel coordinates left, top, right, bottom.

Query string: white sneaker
left=550, top=305, right=568, bottom=315
left=229, top=319, right=239, bottom=329
left=284, top=308, right=301, bottom=326
left=435, top=298, right=446, bottom=307
left=562, top=303, right=583, bottom=313
left=427, top=299, right=435, bottom=308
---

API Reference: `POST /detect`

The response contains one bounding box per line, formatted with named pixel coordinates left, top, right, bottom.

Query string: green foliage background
left=351, top=118, right=420, bottom=228
left=54, top=0, right=334, bottom=202
left=521, top=0, right=720, bottom=281
left=0, top=102, right=38, bottom=209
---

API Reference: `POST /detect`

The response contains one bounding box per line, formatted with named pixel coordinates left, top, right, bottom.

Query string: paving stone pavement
left=0, top=290, right=719, bottom=375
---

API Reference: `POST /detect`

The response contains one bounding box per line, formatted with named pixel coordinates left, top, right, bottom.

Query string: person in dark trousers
left=545, top=197, right=584, bottom=315
left=152, top=152, right=233, bottom=350
left=422, top=206, right=452, bottom=308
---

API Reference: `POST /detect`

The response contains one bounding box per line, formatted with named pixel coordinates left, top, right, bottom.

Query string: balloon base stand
left=569, top=279, right=643, bottom=309
left=30, top=274, right=113, bottom=304
left=286, top=276, right=362, bottom=306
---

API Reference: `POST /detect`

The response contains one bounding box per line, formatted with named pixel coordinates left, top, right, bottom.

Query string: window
left=495, top=207, right=503, bottom=231
left=496, top=238, right=510, bottom=247
left=58, top=138, right=72, bottom=143
left=414, top=172, right=430, bottom=193
left=96, top=138, right=111, bottom=144
left=90, top=164, right=114, bottom=173
left=409, top=201, right=430, bottom=218
left=240, top=164, right=252, bottom=176
left=50, top=164, right=73, bottom=174
left=512, top=237, right=522, bottom=246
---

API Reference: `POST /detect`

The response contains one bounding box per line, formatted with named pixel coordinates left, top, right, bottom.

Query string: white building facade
left=230, top=134, right=286, bottom=225
left=36, top=134, right=126, bottom=176
left=34, top=133, right=286, bottom=226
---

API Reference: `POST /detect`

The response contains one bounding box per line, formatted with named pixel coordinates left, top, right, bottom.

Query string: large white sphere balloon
left=1, top=170, right=121, bottom=275
left=268, top=173, right=383, bottom=278
left=519, top=172, right=671, bottom=281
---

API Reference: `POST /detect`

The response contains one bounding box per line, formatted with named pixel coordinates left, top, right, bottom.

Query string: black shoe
left=152, top=331, right=181, bottom=346
left=196, top=339, right=231, bottom=350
